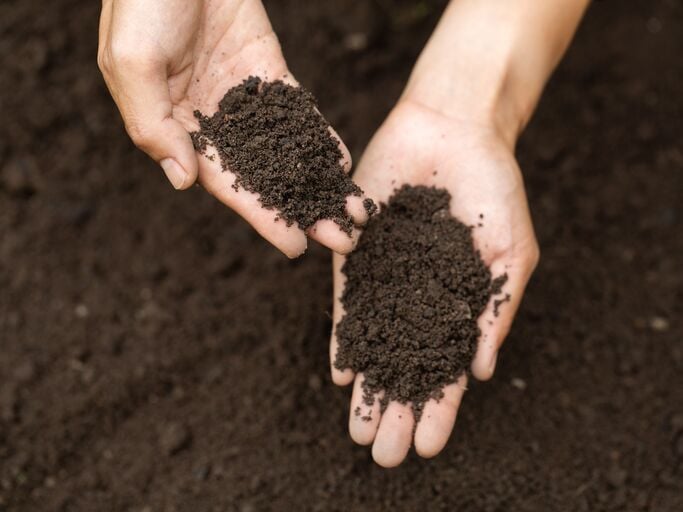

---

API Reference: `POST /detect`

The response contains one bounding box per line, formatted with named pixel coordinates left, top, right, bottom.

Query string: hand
left=98, top=0, right=364, bottom=257
left=329, top=100, right=540, bottom=467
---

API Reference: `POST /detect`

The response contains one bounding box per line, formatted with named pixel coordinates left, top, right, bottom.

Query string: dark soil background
left=1, top=0, right=681, bottom=511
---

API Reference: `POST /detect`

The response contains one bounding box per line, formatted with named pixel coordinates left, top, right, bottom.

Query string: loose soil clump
left=334, top=185, right=501, bottom=420
left=191, top=76, right=371, bottom=234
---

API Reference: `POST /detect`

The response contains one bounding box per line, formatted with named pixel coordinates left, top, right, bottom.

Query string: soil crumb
left=491, top=274, right=508, bottom=295
left=363, top=197, right=378, bottom=217
left=334, top=185, right=497, bottom=421
left=191, top=76, right=373, bottom=234
left=493, top=293, right=511, bottom=317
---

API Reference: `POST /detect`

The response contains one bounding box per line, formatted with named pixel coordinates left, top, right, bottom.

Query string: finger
left=346, top=195, right=371, bottom=226
left=328, top=125, right=352, bottom=173
left=97, top=1, right=112, bottom=51
left=198, top=150, right=307, bottom=258
left=307, top=220, right=361, bottom=255
left=327, top=122, right=367, bottom=229
left=471, top=256, right=535, bottom=380
left=372, top=401, right=414, bottom=468
left=330, top=253, right=355, bottom=385
left=414, top=377, right=467, bottom=458
left=100, top=44, right=198, bottom=190
left=348, top=374, right=382, bottom=445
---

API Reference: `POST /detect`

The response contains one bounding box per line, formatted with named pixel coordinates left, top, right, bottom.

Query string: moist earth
left=335, top=185, right=500, bottom=420
left=0, top=0, right=681, bottom=511
left=192, top=76, right=371, bottom=234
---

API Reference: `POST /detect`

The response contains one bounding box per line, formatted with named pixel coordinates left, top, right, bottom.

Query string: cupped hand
left=98, top=0, right=366, bottom=257
left=329, top=100, right=540, bottom=467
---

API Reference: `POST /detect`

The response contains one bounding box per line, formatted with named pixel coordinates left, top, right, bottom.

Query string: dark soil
left=334, top=186, right=495, bottom=420
left=192, top=76, right=369, bottom=234
left=1, top=0, right=682, bottom=511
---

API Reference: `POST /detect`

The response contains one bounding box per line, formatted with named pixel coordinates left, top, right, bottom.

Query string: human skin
left=99, top=0, right=590, bottom=469
left=97, top=0, right=369, bottom=258
left=330, top=0, right=591, bottom=467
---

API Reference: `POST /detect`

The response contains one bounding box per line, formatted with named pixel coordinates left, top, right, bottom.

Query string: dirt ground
left=1, top=0, right=682, bottom=511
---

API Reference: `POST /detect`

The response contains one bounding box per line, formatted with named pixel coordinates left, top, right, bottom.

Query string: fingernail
left=160, top=158, right=187, bottom=190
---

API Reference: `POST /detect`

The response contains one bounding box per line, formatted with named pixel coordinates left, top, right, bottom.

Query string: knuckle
left=526, top=240, right=541, bottom=270
left=125, top=121, right=154, bottom=150
left=108, top=39, right=153, bottom=69
left=96, top=52, right=105, bottom=73
left=96, top=47, right=112, bottom=74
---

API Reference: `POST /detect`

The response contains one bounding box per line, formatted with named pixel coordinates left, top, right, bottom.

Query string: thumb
left=100, top=51, right=198, bottom=190
left=129, top=113, right=198, bottom=191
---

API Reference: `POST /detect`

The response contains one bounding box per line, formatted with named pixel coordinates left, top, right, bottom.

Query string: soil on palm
left=191, top=76, right=372, bottom=234
left=334, top=185, right=503, bottom=420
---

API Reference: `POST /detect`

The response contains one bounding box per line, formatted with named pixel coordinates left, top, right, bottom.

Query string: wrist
left=400, top=0, right=589, bottom=150
left=399, top=2, right=531, bottom=149
left=401, top=52, right=524, bottom=150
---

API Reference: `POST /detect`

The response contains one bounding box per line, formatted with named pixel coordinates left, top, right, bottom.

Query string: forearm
left=402, top=0, right=590, bottom=147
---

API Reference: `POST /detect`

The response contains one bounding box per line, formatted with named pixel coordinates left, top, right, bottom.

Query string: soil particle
left=334, top=185, right=494, bottom=420
left=307, top=374, right=322, bottom=391
left=649, top=316, right=670, bottom=332
left=1, top=156, right=41, bottom=196
left=511, top=378, right=527, bottom=391
left=191, top=76, right=373, bottom=234
left=605, top=463, right=628, bottom=488
left=159, top=422, right=192, bottom=456
left=490, top=274, right=508, bottom=295
left=493, top=293, right=511, bottom=317
left=13, top=361, right=37, bottom=384
left=363, top=197, right=378, bottom=216
left=193, top=464, right=211, bottom=482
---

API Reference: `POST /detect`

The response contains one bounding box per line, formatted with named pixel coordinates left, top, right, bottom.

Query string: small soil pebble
left=191, top=76, right=373, bottom=234
left=1, top=156, right=41, bottom=196
left=334, top=185, right=503, bottom=421
left=13, top=361, right=37, bottom=384
left=511, top=378, right=528, bottom=391
left=649, top=316, right=670, bottom=332
left=493, top=293, right=511, bottom=317
left=159, top=422, right=192, bottom=456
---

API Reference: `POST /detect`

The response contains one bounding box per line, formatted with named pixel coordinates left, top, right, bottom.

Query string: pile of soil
left=191, top=76, right=372, bottom=234
left=1, top=0, right=681, bottom=511
left=335, top=186, right=499, bottom=419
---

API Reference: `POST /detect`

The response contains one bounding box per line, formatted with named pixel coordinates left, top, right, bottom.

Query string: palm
left=330, top=101, right=539, bottom=467
left=168, top=2, right=290, bottom=132
left=101, top=0, right=359, bottom=256
left=153, top=1, right=320, bottom=254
